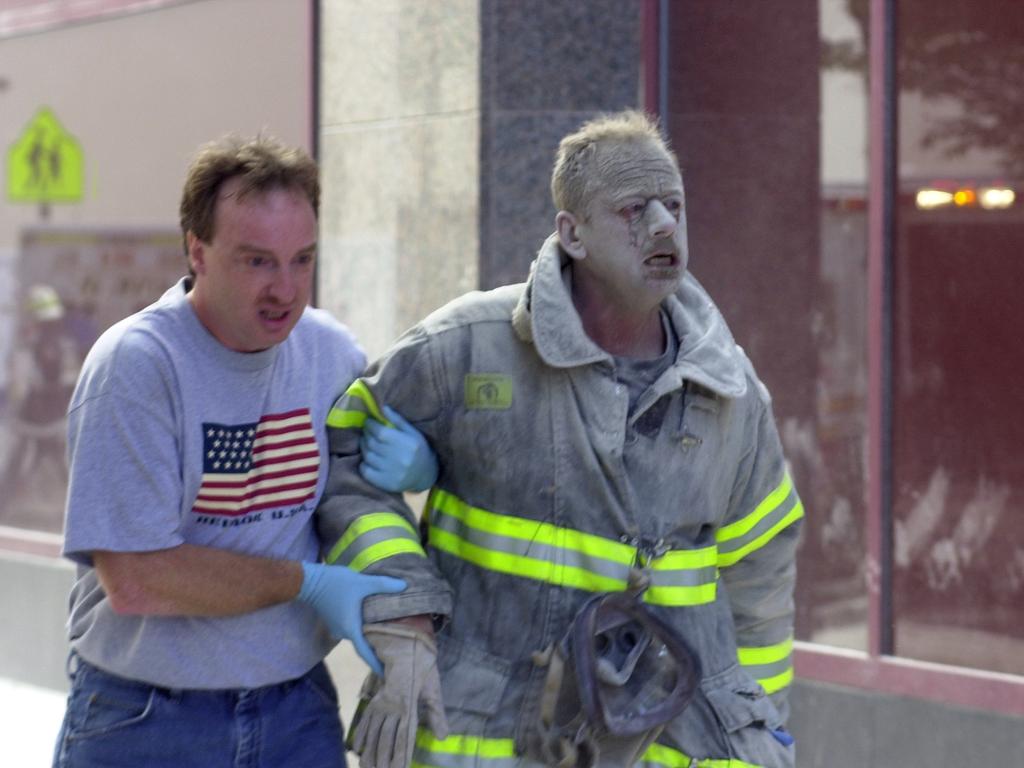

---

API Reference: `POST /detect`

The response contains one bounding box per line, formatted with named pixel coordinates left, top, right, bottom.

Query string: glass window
left=892, top=1, right=1024, bottom=674
left=664, top=0, right=870, bottom=650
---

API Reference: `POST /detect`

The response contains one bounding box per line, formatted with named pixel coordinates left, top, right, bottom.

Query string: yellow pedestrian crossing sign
left=7, top=107, right=84, bottom=203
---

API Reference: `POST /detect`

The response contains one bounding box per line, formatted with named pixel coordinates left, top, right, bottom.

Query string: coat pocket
left=437, top=634, right=511, bottom=716
left=703, top=667, right=793, bottom=768
left=704, top=672, right=782, bottom=733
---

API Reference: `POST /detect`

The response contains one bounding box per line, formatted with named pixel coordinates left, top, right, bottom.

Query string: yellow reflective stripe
left=717, top=501, right=804, bottom=567
left=414, top=731, right=766, bottom=768
left=326, top=380, right=393, bottom=429
left=348, top=539, right=425, bottom=571
left=718, top=473, right=793, bottom=544
left=429, top=526, right=627, bottom=592
left=640, top=742, right=765, bottom=768
left=346, top=379, right=392, bottom=426
left=415, top=730, right=516, bottom=758
left=429, top=489, right=720, bottom=604
left=641, top=743, right=692, bottom=767
left=737, top=637, right=793, bottom=666
left=326, top=512, right=418, bottom=562
left=645, top=583, right=717, bottom=606
left=325, top=511, right=422, bottom=565
left=648, top=546, right=718, bottom=570
left=645, top=546, right=719, bottom=605
left=326, top=407, right=367, bottom=428
left=757, top=666, right=793, bottom=694
left=431, top=489, right=635, bottom=564
left=738, top=637, right=793, bottom=694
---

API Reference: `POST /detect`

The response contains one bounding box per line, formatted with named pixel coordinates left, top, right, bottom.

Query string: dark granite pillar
left=478, top=0, right=644, bottom=289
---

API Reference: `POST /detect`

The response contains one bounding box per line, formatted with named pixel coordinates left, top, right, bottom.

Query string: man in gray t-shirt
left=52, top=136, right=437, bottom=768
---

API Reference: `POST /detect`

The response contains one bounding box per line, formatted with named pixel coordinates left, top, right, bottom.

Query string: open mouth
left=644, top=252, right=677, bottom=267
left=259, top=308, right=291, bottom=324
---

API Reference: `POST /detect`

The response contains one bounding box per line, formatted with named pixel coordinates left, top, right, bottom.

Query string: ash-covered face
left=559, top=140, right=688, bottom=313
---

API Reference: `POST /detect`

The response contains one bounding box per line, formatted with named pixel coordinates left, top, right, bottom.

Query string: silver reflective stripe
left=649, top=564, right=718, bottom=589
left=742, top=656, right=790, bottom=681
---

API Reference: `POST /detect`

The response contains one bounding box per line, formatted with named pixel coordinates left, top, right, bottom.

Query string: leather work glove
left=350, top=622, right=449, bottom=768
left=296, top=562, right=406, bottom=676
left=359, top=406, right=439, bottom=493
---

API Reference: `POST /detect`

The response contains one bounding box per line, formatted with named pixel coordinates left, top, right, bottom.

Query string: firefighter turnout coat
left=316, top=234, right=803, bottom=768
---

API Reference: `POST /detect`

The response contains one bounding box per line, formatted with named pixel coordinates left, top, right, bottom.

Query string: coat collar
left=512, top=233, right=748, bottom=399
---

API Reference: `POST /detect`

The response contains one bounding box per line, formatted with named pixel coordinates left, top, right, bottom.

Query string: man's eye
left=623, top=202, right=645, bottom=217
left=666, top=199, right=683, bottom=214
left=296, top=253, right=316, bottom=266
left=248, top=256, right=266, bottom=267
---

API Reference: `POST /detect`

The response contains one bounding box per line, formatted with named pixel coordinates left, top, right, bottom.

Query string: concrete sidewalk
left=0, top=676, right=65, bottom=767
left=0, top=643, right=368, bottom=767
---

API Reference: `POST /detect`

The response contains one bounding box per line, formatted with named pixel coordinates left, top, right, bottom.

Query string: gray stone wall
left=791, top=680, right=1023, bottom=767
left=478, top=0, right=645, bottom=288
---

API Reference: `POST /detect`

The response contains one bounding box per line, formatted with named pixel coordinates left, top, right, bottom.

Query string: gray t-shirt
left=613, top=310, right=679, bottom=413
left=62, top=279, right=366, bottom=689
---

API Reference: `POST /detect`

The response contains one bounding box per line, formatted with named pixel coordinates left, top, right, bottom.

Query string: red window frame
left=641, top=0, right=1024, bottom=717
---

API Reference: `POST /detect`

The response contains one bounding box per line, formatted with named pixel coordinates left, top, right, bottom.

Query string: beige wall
left=318, top=0, right=479, bottom=360
left=0, top=0, right=312, bottom=246
left=0, top=0, right=313, bottom=385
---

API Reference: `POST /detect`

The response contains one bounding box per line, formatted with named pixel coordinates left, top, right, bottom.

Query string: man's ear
left=555, top=211, right=586, bottom=261
left=186, top=231, right=206, bottom=276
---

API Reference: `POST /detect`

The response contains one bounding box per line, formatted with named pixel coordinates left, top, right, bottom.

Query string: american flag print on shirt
left=192, top=408, right=320, bottom=517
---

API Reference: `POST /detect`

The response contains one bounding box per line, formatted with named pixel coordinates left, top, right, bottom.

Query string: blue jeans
left=52, top=655, right=347, bottom=768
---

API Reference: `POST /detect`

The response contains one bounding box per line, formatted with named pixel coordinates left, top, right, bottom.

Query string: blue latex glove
left=770, top=727, right=795, bottom=747
left=359, top=405, right=439, bottom=493
left=297, top=562, right=406, bottom=675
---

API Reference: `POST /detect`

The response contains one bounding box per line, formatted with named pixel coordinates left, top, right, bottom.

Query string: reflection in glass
left=0, top=230, right=183, bottom=534
left=797, top=0, right=870, bottom=651
left=893, top=2, right=1024, bottom=675
left=665, top=0, right=870, bottom=650
left=0, top=283, right=77, bottom=532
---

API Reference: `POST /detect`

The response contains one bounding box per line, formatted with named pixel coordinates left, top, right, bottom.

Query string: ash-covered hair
left=551, top=110, right=678, bottom=216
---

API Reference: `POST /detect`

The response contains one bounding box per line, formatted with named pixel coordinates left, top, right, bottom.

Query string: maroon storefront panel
left=646, top=0, right=1024, bottom=714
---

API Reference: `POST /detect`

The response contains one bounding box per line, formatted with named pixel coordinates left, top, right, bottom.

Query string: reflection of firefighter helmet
left=26, top=284, right=64, bottom=321
left=527, top=589, right=701, bottom=767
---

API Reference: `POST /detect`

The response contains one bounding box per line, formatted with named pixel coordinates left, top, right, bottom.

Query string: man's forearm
left=94, top=544, right=303, bottom=617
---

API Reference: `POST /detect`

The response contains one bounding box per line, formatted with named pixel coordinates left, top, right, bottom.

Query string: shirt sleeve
left=62, top=339, right=185, bottom=565
left=716, top=392, right=804, bottom=720
left=315, top=328, right=454, bottom=623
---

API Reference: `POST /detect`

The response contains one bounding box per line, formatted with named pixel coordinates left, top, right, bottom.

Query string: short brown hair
left=179, top=134, right=319, bottom=254
left=551, top=110, right=678, bottom=216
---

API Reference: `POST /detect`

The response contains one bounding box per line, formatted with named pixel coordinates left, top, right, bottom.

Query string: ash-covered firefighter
left=317, top=111, right=804, bottom=768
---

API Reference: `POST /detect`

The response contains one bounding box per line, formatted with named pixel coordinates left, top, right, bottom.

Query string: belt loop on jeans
left=66, top=649, right=81, bottom=681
